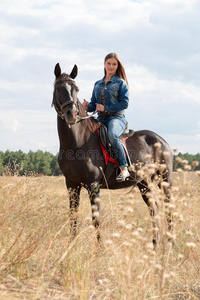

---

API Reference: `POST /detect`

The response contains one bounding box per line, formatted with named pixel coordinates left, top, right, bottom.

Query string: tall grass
left=0, top=169, right=200, bottom=299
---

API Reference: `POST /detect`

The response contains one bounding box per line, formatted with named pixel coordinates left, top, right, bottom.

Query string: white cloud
left=196, top=134, right=200, bottom=140
left=127, top=64, right=200, bottom=105
left=0, top=116, right=20, bottom=133
left=0, top=0, right=200, bottom=154
left=164, top=133, right=199, bottom=154
left=0, top=109, right=58, bottom=153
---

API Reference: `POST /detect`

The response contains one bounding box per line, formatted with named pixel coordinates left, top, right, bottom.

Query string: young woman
left=82, top=52, right=130, bottom=181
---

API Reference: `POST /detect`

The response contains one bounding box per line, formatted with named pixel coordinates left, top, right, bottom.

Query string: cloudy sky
left=0, top=0, right=200, bottom=154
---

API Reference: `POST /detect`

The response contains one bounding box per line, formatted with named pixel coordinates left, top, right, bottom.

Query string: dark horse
left=52, top=63, right=173, bottom=245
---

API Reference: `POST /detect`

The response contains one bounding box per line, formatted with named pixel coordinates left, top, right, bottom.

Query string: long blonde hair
left=104, top=53, right=129, bottom=87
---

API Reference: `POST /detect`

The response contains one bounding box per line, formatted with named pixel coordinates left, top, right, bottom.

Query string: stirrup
left=116, top=170, right=130, bottom=182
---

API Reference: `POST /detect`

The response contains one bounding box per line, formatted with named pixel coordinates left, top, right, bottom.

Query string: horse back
left=127, top=129, right=172, bottom=161
left=126, top=129, right=173, bottom=178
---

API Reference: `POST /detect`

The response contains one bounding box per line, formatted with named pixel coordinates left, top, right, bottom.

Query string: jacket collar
left=99, top=73, right=118, bottom=84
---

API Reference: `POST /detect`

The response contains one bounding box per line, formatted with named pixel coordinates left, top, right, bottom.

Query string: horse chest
left=59, top=155, right=101, bottom=184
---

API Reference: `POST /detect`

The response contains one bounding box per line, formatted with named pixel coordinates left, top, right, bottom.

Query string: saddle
left=98, top=122, right=134, bottom=166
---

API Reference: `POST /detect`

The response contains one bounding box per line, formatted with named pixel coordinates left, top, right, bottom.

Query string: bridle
left=52, top=91, right=76, bottom=120
left=52, top=76, right=97, bottom=123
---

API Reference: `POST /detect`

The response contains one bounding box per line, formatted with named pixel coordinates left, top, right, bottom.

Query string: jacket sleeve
left=88, top=85, right=97, bottom=112
left=104, top=80, right=129, bottom=113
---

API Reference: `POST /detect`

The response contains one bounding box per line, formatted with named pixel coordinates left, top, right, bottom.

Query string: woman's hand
left=82, top=99, right=89, bottom=111
left=96, top=104, right=104, bottom=112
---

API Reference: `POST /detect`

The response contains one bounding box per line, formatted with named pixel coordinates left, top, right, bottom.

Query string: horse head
left=53, top=63, right=79, bottom=124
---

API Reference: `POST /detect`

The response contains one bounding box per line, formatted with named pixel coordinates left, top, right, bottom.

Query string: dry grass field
left=0, top=171, right=200, bottom=299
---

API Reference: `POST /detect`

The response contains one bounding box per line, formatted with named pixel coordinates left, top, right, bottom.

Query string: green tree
left=19, top=153, right=30, bottom=175
left=38, top=156, right=52, bottom=175
left=0, top=152, right=4, bottom=175
left=50, top=154, right=62, bottom=176
left=174, top=152, right=200, bottom=170
left=34, top=150, right=44, bottom=173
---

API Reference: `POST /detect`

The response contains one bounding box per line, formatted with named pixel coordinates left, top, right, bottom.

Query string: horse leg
left=88, top=183, right=101, bottom=242
left=68, top=185, right=81, bottom=240
left=137, top=180, right=159, bottom=247
left=158, top=174, right=173, bottom=232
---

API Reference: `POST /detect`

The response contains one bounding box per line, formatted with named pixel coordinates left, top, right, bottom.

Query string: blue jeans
left=98, top=114, right=128, bottom=168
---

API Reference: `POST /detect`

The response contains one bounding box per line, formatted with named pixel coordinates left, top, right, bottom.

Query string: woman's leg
left=106, top=116, right=128, bottom=168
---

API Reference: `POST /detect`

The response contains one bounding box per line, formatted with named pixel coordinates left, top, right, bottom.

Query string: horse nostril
left=66, top=110, right=72, bottom=117
left=64, top=107, right=77, bottom=124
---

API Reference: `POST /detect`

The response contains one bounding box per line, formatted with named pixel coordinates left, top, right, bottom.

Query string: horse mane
left=78, top=100, right=99, bottom=133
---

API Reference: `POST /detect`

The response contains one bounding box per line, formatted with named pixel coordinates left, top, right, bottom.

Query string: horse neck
left=57, top=116, right=96, bottom=150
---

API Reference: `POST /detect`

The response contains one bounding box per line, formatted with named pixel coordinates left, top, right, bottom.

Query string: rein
left=76, top=110, right=97, bottom=121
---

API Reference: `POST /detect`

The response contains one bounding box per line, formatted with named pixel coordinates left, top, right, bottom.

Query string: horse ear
left=54, top=63, right=61, bottom=78
left=70, top=64, right=78, bottom=79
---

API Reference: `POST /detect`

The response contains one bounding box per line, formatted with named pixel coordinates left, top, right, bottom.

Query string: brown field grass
left=0, top=171, right=200, bottom=299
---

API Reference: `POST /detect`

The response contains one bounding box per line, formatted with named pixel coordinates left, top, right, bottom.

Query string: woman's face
left=104, top=58, right=118, bottom=77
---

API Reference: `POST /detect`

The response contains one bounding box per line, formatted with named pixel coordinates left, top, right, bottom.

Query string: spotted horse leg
left=137, top=179, right=159, bottom=248
left=67, top=183, right=81, bottom=240
left=88, top=182, right=101, bottom=242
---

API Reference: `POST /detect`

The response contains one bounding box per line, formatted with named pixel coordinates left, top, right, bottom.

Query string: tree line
left=173, top=152, right=200, bottom=171
left=0, top=150, right=61, bottom=176
left=0, top=150, right=199, bottom=176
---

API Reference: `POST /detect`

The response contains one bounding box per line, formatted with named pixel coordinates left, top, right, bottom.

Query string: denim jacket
left=88, top=74, right=129, bottom=115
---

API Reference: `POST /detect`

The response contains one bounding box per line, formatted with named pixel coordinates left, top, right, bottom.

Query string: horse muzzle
left=64, top=108, right=77, bottom=125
